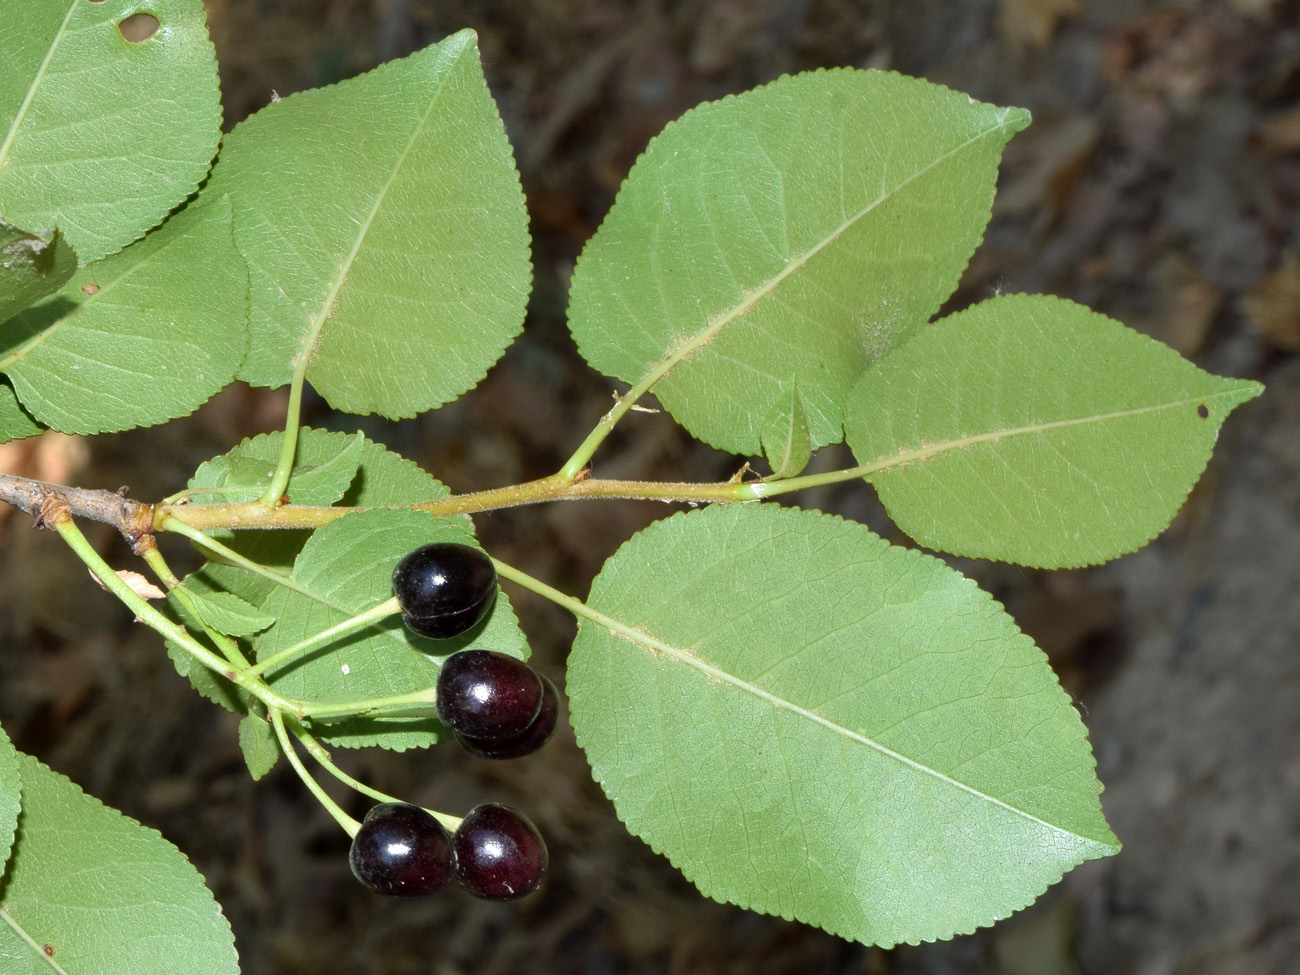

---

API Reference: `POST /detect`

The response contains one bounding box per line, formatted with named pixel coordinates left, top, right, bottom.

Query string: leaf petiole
left=299, top=687, right=439, bottom=721
left=157, top=514, right=352, bottom=613
left=51, top=514, right=300, bottom=716
left=290, top=722, right=462, bottom=832
left=247, top=596, right=401, bottom=677
left=137, top=544, right=253, bottom=671
left=269, top=710, right=361, bottom=836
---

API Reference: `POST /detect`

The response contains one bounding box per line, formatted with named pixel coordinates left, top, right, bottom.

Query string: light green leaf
left=189, top=428, right=366, bottom=506
left=0, top=378, right=41, bottom=443
left=0, top=0, right=222, bottom=263
left=760, top=383, right=811, bottom=478
left=568, top=68, right=1029, bottom=454
left=0, top=751, right=238, bottom=974
left=188, top=434, right=451, bottom=614
left=0, top=196, right=248, bottom=435
left=169, top=579, right=275, bottom=639
left=211, top=28, right=530, bottom=418
left=0, top=723, right=19, bottom=874
left=256, top=508, right=528, bottom=750
left=238, top=712, right=279, bottom=781
left=845, top=294, right=1265, bottom=567
left=568, top=504, right=1117, bottom=948
left=0, top=221, right=77, bottom=325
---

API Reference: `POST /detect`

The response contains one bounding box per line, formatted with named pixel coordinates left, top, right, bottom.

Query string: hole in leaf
left=118, top=13, right=160, bottom=42
left=1196, top=403, right=1210, bottom=419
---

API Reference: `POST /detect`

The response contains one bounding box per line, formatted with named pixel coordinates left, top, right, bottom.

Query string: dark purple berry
left=393, top=543, right=497, bottom=640
left=436, top=650, right=543, bottom=741
left=453, top=803, right=548, bottom=901
left=349, top=802, right=455, bottom=897
left=456, top=674, right=560, bottom=759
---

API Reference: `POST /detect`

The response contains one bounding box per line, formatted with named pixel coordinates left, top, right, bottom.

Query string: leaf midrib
left=0, top=905, right=72, bottom=974
left=582, top=599, right=1112, bottom=850
left=861, top=386, right=1256, bottom=476
left=0, top=2, right=78, bottom=168
left=297, top=45, right=464, bottom=365
left=642, top=108, right=1024, bottom=390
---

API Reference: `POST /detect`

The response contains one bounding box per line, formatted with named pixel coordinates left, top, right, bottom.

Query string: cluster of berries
left=348, top=543, right=554, bottom=901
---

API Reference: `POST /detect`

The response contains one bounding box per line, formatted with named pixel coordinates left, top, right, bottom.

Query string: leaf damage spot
left=1196, top=403, right=1210, bottom=419
left=118, top=13, right=160, bottom=43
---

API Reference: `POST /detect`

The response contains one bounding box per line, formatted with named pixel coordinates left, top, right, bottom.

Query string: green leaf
left=0, top=196, right=248, bottom=435
left=845, top=294, right=1265, bottom=567
left=255, top=508, right=528, bottom=750
left=568, top=68, right=1029, bottom=454
left=211, top=29, right=530, bottom=418
left=0, top=0, right=222, bottom=263
left=0, top=751, right=238, bottom=974
left=0, top=221, right=77, bottom=325
left=169, top=578, right=275, bottom=639
left=0, top=378, right=41, bottom=443
left=237, top=711, right=279, bottom=781
left=568, top=504, right=1117, bottom=948
left=760, top=383, right=811, bottom=478
left=189, top=434, right=450, bottom=612
left=189, top=428, right=367, bottom=506
left=0, top=723, right=19, bottom=874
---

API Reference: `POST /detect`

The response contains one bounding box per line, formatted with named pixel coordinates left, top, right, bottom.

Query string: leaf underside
left=568, top=504, right=1117, bottom=948
left=845, top=294, right=1265, bottom=567
left=1, top=196, right=248, bottom=435
left=0, top=0, right=222, bottom=263
left=0, top=752, right=238, bottom=975
left=210, top=28, right=531, bottom=419
left=568, top=67, right=1030, bottom=455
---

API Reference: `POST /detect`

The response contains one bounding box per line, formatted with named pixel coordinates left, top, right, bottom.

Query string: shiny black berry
left=456, top=673, right=560, bottom=759
left=349, top=802, right=455, bottom=897
left=453, top=803, right=548, bottom=901
left=393, top=542, right=497, bottom=640
left=436, top=649, right=543, bottom=741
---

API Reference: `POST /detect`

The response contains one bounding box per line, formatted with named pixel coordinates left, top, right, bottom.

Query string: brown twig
left=0, top=471, right=155, bottom=547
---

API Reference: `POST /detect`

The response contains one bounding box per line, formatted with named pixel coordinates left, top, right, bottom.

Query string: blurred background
left=2, top=1, right=1298, bottom=972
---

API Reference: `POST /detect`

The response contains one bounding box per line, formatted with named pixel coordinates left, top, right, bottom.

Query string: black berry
left=349, top=802, right=455, bottom=897
left=453, top=803, right=548, bottom=901
left=436, top=649, right=543, bottom=741
left=456, top=673, right=560, bottom=759
left=393, top=542, right=497, bottom=640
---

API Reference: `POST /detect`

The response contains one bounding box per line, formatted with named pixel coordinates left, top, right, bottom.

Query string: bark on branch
left=0, top=472, right=155, bottom=548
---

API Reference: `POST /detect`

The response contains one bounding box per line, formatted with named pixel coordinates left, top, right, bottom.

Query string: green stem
left=300, top=686, right=439, bottom=721
left=270, top=711, right=360, bottom=836
left=492, top=555, right=615, bottom=631
left=738, top=461, right=878, bottom=500
left=52, top=515, right=302, bottom=717
left=560, top=374, right=671, bottom=480
left=248, top=597, right=402, bottom=677
left=260, top=378, right=307, bottom=508
left=290, top=724, right=462, bottom=832
left=138, top=544, right=252, bottom=670
left=157, top=514, right=351, bottom=613
left=153, top=459, right=893, bottom=535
